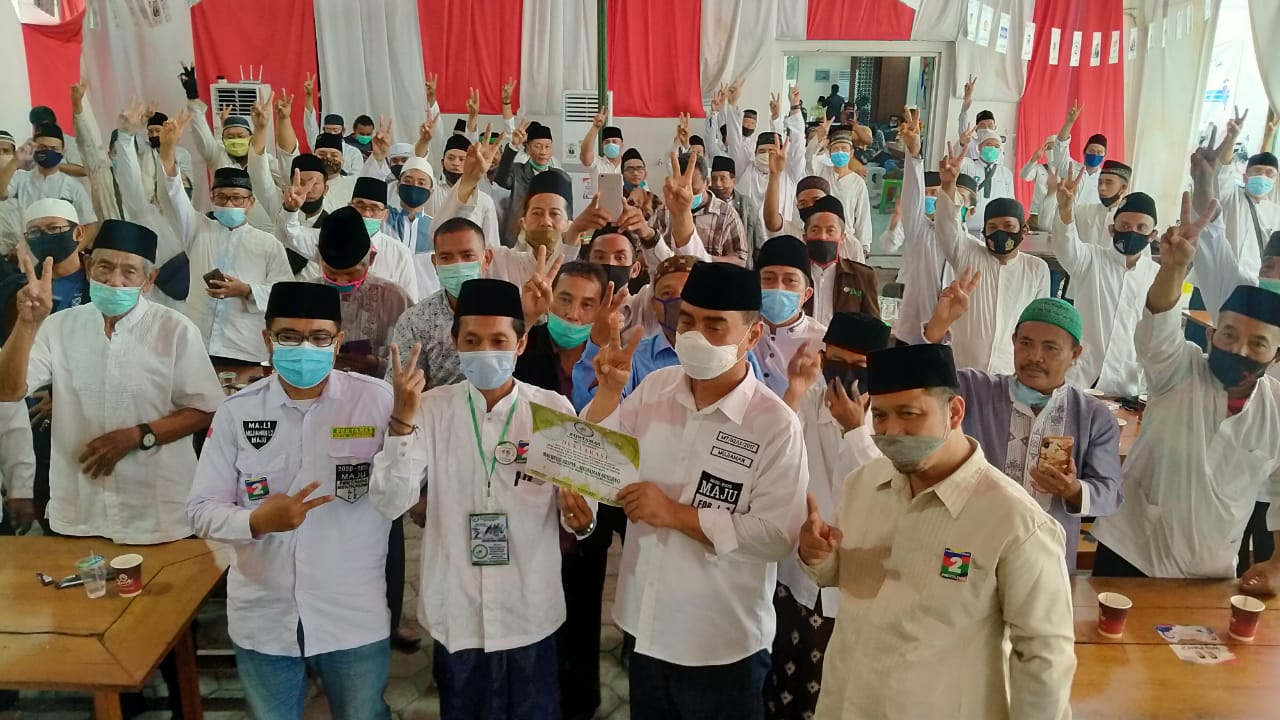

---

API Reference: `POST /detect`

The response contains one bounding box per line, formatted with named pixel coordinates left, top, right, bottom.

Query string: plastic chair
left=879, top=178, right=903, bottom=213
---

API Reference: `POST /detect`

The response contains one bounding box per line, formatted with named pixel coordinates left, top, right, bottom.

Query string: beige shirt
left=806, top=440, right=1075, bottom=720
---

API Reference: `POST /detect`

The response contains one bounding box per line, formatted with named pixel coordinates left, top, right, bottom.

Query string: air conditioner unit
left=561, top=90, right=613, bottom=170
left=209, top=81, right=273, bottom=135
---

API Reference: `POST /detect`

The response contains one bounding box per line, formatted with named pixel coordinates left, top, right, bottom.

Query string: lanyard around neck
left=467, top=390, right=517, bottom=496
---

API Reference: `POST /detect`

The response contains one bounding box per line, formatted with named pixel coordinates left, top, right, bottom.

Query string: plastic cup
left=1229, top=594, right=1266, bottom=641
left=76, top=555, right=107, bottom=599
left=218, top=371, right=237, bottom=388
left=1097, top=592, right=1132, bottom=638
left=110, top=553, right=144, bottom=597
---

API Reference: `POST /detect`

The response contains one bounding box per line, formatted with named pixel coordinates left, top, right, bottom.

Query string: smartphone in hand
left=203, top=268, right=227, bottom=286
left=598, top=173, right=624, bottom=221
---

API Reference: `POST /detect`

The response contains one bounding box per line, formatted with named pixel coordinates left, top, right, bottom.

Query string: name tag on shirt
left=470, top=513, right=510, bottom=566
left=332, top=425, right=377, bottom=439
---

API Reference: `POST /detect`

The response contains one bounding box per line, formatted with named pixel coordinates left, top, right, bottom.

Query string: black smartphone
left=203, top=268, right=226, bottom=286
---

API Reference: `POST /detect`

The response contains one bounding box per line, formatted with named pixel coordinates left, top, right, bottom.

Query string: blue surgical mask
left=398, top=184, right=430, bottom=208
left=437, top=261, right=482, bottom=297
left=362, top=217, right=382, bottom=236
left=1246, top=176, right=1275, bottom=198
left=1259, top=277, right=1280, bottom=294
left=924, top=197, right=937, bottom=215
left=1084, top=152, right=1105, bottom=168
left=603, top=143, right=622, bottom=159
left=546, top=313, right=592, bottom=348
left=760, top=288, right=802, bottom=325
left=460, top=350, right=517, bottom=390
left=691, top=192, right=705, bottom=211
left=88, top=280, right=141, bottom=317
left=212, top=207, right=246, bottom=228
left=829, top=151, right=851, bottom=168
left=980, top=146, right=1001, bottom=164
left=1011, top=378, right=1053, bottom=409
left=272, top=342, right=335, bottom=389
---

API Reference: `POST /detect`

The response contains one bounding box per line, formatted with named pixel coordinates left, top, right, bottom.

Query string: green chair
left=879, top=178, right=902, bottom=213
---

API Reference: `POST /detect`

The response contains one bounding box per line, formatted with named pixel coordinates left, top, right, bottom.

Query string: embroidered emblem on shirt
left=242, top=420, right=277, bottom=450
left=693, top=470, right=743, bottom=512
left=714, top=431, right=759, bottom=455
left=335, top=462, right=371, bottom=503
left=331, top=425, right=376, bottom=439
left=940, top=548, right=972, bottom=582
left=710, top=445, right=754, bottom=469
left=245, top=476, right=270, bottom=500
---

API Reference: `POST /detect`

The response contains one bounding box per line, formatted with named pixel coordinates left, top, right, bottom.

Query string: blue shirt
left=51, top=270, right=88, bottom=313
left=572, top=332, right=764, bottom=410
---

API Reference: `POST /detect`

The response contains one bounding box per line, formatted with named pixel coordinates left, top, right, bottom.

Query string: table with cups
left=1070, top=576, right=1279, bottom=718
left=0, top=536, right=229, bottom=719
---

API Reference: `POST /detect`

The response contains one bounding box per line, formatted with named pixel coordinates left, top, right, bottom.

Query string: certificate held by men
left=525, top=402, right=640, bottom=506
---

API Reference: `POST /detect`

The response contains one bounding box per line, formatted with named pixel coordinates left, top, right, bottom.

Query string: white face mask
left=753, top=154, right=770, bottom=173
left=675, top=330, right=745, bottom=380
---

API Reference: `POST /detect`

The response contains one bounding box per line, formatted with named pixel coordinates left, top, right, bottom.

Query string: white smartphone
left=598, top=173, right=625, bottom=221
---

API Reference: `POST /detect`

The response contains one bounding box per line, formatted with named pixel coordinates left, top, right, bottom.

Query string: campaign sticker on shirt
left=515, top=440, right=530, bottom=464
left=242, top=420, right=277, bottom=450
left=692, top=470, right=744, bottom=512
left=710, top=445, right=754, bottom=469
left=245, top=476, right=270, bottom=500
left=714, top=431, right=759, bottom=456
left=331, top=425, right=377, bottom=439
left=940, top=548, right=972, bottom=582
left=495, top=441, right=519, bottom=466
left=335, top=462, right=371, bottom=503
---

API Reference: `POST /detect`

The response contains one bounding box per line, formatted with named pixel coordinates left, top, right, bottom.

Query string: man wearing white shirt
left=768, top=312, right=886, bottom=720
left=1061, top=161, right=1131, bottom=251
left=1217, top=150, right=1280, bottom=285
left=585, top=262, right=809, bottom=720
left=302, top=70, right=367, bottom=173
left=936, top=155, right=1050, bottom=373
left=755, top=235, right=828, bottom=397
left=433, top=134, right=501, bottom=246
left=1049, top=100, right=1104, bottom=210
left=806, top=122, right=873, bottom=257
left=725, top=87, right=806, bottom=226
left=371, top=278, right=595, bottom=719
left=960, top=129, right=1016, bottom=234
left=0, top=220, right=222, bottom=543
left=307, top=133, right=358, bottom=212
left=579, top=108, right=625, bottom=183
left=0, top=396, right=35, bottom=534
left=188, top=282, right=394, bottom=720
left=0, top=123, right=99, bottom=242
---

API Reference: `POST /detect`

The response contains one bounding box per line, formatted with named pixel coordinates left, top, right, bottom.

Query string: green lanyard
left=467, top=391, right=517, bottom=497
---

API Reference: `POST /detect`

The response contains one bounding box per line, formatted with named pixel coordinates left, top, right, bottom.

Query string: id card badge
left=469, top=513, right=510, bottom=566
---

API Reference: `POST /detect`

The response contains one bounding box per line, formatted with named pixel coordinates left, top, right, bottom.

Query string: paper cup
left=1097, top=592, right=1132, bottom=638
left=1229, top=594, right=1265, bottom=641
left=110, top=554, right=144, bottom=597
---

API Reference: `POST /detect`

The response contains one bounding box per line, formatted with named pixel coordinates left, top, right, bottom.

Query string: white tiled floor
left=2, top=522, right=631, bottom=720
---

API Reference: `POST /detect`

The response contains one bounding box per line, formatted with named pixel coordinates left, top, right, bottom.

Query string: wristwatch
left=138, top=423, right=157, bottom=451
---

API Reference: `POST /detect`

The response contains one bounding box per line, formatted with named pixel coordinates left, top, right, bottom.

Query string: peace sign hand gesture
left=502, top=77, right=516, bottom=106
left=1160, top=191, right=1218, bottom=269
left=250, top=91, right=273, bottom=132
left=899, top=105, right=922, bottom=157
left=592, top=313, right=643, bottom=397
left=589, top=282, right=631, bottom=348
left=663, top=151, right=696, bottom=213
left=1226, top=105, right=1249, bottom=139
left=511, top=119, right=530, bottom=149
left=274, top=91, right=294, bottom=122
left=789, top=85, right=801, bottom=110
left=303, top=71, right=315, bottom=101
left=389, top=342, right=426, bottom=423
left=281, top=168, right=314, bottom=212
left=371, top=115, right=393, bottom=161
left=14, top=251, right=54, bottom=327
left=425, top=73, right=438, bottom=108
left=522, top=244, right=564, bottom=324
left=248, top=480, right=336, bottom=538
left=768, top=137, right=790, bottom=176
left=463, top=123, right=505, bottom=181
left=466, top=87, right=480, bottom=118
left=118, top=97, right=148, bottom=134
left=769, top=93, right=781, bottom=121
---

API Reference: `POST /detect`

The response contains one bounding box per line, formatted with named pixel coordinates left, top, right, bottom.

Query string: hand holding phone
left=203, top=268, right=227, bottom=287
left=598, top=173, right=624, bottom=221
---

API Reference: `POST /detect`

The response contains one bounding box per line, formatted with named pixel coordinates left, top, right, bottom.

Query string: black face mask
left=27, top=230, right=78, bottom=266
left=984, top=229, right=1023, bottom=256
left=1099, top=192, right=1121, bottom=208
left=742, top=126, right=755, bottom=138
left=322, top=158, right=344, bottom=177
left=443, top=170, right=462, bottom=185
left=148, top=136, right=162, bottom=150
left=1207, top=346, right=1272, bottom=389
left=602, top=264, right=633, bottom=292
left=1112, top=229, right=1150, bottom=255
left=821, top=358, right=867, bottom=396
left=300, top=197, right=325, bottom=215
left=390, top=164, right=404, bottom=179
left=807, top=240, right=839, bottom=266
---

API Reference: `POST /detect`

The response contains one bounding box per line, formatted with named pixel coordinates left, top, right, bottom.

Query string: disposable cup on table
left=76, top=555, right=108, bottom=599
left=1096, top=592, right=1132, bottom=638
left=110, top=553, right=145, bottom=597
left=1229, top=594, right=1266, bottom=641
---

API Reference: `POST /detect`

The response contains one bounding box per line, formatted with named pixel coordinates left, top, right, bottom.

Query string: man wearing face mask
left=1218, top=144, right=1280, bottom=284
left=1050, top=171, right=1160, bottom=396
left=923, top=294, right=1124, bottom=572
left=141, top=111, right=194, bottom=198
left=725, top=86, right=806, bottom=225
left=188, top=281, right=396, bottom=720
left=0, top=124, right=99, bottom=243
left=800, top=195, right=881, bottom=326
left=432, top=134, right=501, bottom=248
left=769, top=312, right=888, bottom=720
left=1050, top=100, right=1105, bottom=209
left=1090, top=197, right=1280, bottom=582
left=346, top=115, right=377, bottom=159
left=960, top=129, right=1016, bottom=233
left=708, top=156, right=765, bottom=266
left=754, top=235, right=827, bottom=397
left=579, top=106, right=625, bottom=180
left=305, top=133, right=357, bottom=210
left=19, top=199, right=90, bottom=311
left=301, top=78, right=365, bottom=173
left=371, top=278, right=594, bottom=719
left=159, top=112, right=293, bottom=366
left=957, top=75, right=995, bottom=161
left=584, top=262, right=808, bottom=720
left=251, top=151, right=326, bottom=280
left=639, top=153, right=747, bottom=265
left=1061, top=160, right=1134, bottom=253
left=807, top=121, right=873, bottom=257
left=937, top=153, right=1050, bottom=373
left=179, top=64, right=283, bottom=183
left=799, top=342, right=1075, bottom=720
left=495, top=120, right=558, bottom=245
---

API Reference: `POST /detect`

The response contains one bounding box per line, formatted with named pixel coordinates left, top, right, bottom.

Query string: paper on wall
left=1022, top=22, right=1036, bottom=61
left=1049, top=27, right=1062, bottom=65
left=967, top=0, right=981, bottom=41
left=995, top=13, right=1011, bottom=54
left=1109, top=30, right=1120, bottom=64
left=1070, top=31, right=1082, bottom=67
left=977, top=3, right=995, bottom=46
left=1090, top=31, right=1102, bottom=66
left=1128, top=27, right=1139, bottom=59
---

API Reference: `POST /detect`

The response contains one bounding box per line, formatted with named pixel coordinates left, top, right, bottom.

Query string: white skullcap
left=389, top=142, right=413, bottom=159
left=23, top=198, right=79, bottom=226
left=400, top=156, right=434, bottom=180
left=976, top=129, right=1001, bottom=145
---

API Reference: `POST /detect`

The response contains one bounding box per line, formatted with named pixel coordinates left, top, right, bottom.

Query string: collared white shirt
left=1050, top=217, right=1158, bottom=395
left=425, top=179, right=502, bottom=250
left=0, top=399, right=36, bottom=523
left=6, top=169, right=97, bottom=226
left=777, top=380, right=879, bottom=617
left=1216, top=164, right=1280, bottom=285
left=188, top=372, right=394, bottom=657
left=27, top=297, right=223, bottom=543
left=959, top=157, right=1017, bottom=233
left=1091, top=308, right=1280, bottom=578
left=487, top=244, right=582, bottom=288
left=893, top=154, right=967, bottom=345
left=725, top=108, right=806, bottom=224
left=756, top=313, right=827, bottom=397
left=935, top=192, right=1050, bottom=373
left=595, top=365, right=809, bottom=665
left=276, top=209, right=420, bottom=305
left=1069, top=202, right=1119, bottom=250
left=165, top=173, right=294, bottom=362
left=369, top=381, right=587, bottom=653
left=587, top=154, right=622, bottom=194
left=805, top=442, right=1075, bottom=720
left=1052, top=136, right=1102, bottom=209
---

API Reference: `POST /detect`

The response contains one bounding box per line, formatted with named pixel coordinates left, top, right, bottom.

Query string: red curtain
left=22, top=0, right=87, bottom=127
left=419, top=0, right=523, bottom=115
left=606, top=0, right=703, bottom=118
left=806, top=0, right=915, bottom=41
left=1014, top=0, right=1126, bottom=207
left=190, top=0, right=318, bottom=148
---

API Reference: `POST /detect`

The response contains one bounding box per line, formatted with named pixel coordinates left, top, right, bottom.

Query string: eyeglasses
left=272, top=331, right=336, bottom=347
left=211, top=192, right=253, bottom=207
left=24, top=225, right=73, bottom=239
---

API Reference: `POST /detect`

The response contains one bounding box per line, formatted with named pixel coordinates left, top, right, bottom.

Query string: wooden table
left=1070, top=577, right=1280, bottom=719
left=1184, top=309, right=1214, bottom=329
left=1114, top=405, right=1142, bottom=460
left=0, top=537, right=229, bottom=719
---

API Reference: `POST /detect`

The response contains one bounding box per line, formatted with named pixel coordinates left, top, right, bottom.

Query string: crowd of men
left=0, top=64, right=1278, bottom=720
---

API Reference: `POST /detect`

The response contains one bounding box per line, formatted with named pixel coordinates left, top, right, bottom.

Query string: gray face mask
left=872, top=430, right=949, bottom=474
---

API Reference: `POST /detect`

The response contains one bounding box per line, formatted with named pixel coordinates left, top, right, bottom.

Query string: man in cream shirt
left=799, top=343, right=1075, bottom=719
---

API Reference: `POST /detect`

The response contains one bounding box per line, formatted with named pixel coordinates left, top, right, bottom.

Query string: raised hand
left=814, top=115, right=833, bottom=145
left=615, top=203, right=647, bottom=234
left=179, top=62, right=199, bottom=100
left=899, top=104, right=922, bottom=157
left=463, top=123, right=504, bottom=180
left=769, top=92, right=781, bottom=121
left=939, top=142, right=963, bottom=190
left=217, top=104, right=231, bottom=130
left=281, top=168, right=313, bottom=212
left=274, top=90, right=294, bottom=122
left=250, top=91, right=273, bottom=132
left=425, top=73, right=438, bottom=108
left=501, top=76, right=516, bottom=106
left=711, top=84, right=726, bottom=112
left=160, top=109, right=193, bottom=152
left=1054, top=165, right=1086, bottom=216
left=389, top=342, right=426, bottom=423
left=1064, top=99, right=1083, bottom=128
left=726, top=79, right=743, bottom=107
left=418, top=115, right=436, bottom=146
left=768, top=137, right=789, bottom=176
left=371, top=115, right=393, bottom=160
left=1226, top=105, right=1249, bottom=138
left=789, top=84, right=801, bottom=110
left=1159, top=191, right=1218, bottom=268
left=71, top=80, right=88, bottom=116
left=673, top=112, right=691, bottom=146
left=663, top=151, right=695, bottom=213
left=798, top=493, right=843, bottom=566
left=957, top=124, right=976, bottom=150
left=14, top=251, right=54, bottom=326
left=248, top=480, right=336, bottom=537
left=302, top=71, right=315, bottom=102
left=785, top=340, right=822, bottom=395
left=466, top=87, right=480, bottom=118
left=931, top=266, right=981, bottom=333
left=511, top=119, right=530, bottom=149
left=567, top=194, right=613, bottom=239
left=521, top=245, right=563, bottom=323
left=588, top=282, right=630, bottom=348
left=963, top=74, right=977, bottom=102
left=592, top=107, right=607, bottom=129
left=592, top=314, right=643, bottom=397
left=118, top=97, right=148, bottom=134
